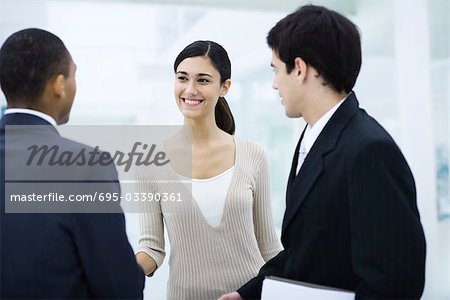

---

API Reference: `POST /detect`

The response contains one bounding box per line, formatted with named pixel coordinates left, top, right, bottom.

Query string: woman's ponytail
left=215, top=97, right=235, bottom=135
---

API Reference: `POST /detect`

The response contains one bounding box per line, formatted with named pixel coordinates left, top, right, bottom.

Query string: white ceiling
left=90, top=0, right=357, bottom=14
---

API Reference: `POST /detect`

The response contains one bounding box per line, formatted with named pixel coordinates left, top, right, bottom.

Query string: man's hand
left=217, top=291, right=243, bottom=300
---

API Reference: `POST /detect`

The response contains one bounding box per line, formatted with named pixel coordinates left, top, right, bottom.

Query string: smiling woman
left=134, top=40, right=282, bottom=300
left=174, top=56, right=226, bottom=120
left=174, top=41, right=235, bottom=136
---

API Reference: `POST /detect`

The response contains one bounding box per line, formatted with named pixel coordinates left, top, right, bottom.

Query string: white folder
left=262, top=276, right=355, bottom=300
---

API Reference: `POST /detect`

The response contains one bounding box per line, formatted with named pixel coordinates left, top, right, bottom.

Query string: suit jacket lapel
left=286, top=125, right=307, bottom=198
left=282, top=137, right=330, bottom=232
left=282, top=92, right=360, bottom=232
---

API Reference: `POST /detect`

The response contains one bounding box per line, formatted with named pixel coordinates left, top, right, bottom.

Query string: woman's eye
left=198, top=78, right=209, bottom=83
left=177, top=76, right=187, bottom=81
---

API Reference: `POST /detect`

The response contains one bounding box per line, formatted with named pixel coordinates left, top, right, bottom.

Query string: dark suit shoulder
left=343, top=108, right=398, bottom=148
left=54, top=134, right=110, bottom=156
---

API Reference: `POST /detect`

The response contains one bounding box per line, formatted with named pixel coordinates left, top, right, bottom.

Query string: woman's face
left=174, top=56, right=229, bottom=120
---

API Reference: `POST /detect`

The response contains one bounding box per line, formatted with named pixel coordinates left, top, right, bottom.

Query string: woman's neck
left=184, top=118, right=224, bottom=144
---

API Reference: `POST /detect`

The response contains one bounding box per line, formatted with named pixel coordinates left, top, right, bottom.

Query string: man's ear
left=220, top=79, right=231, bottom=97
left=294, top=57, right=307, bottom=81
left=52, top=74, right=66, bottom=98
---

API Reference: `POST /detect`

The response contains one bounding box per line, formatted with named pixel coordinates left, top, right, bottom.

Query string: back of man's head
left=0, top=28, right=71, bottom=104
left=267, top=5, right=361, bottom=94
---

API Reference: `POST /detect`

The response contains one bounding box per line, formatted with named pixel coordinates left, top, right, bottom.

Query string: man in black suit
left=0, top=28, right=145, bottom=298
left=219, top=5, right=426, bottom=300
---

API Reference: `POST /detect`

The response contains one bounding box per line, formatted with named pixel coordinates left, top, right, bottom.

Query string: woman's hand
left=217, top=291, right=243, bottom=300
left=135, top=252, right=157, bottom=276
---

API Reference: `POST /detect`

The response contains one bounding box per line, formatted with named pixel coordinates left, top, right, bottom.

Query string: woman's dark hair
left=174, top=40, right=235, bottom=135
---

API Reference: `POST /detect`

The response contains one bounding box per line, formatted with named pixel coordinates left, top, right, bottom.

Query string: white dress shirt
left=296, top=94, right=349, bottom=174
left=4, top=108, right=58, bottom=127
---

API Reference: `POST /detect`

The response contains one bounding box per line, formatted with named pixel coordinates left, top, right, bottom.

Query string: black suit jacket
left=238, top=92, right=426, bottom=299
left=0, top=113, right=144, bottom=299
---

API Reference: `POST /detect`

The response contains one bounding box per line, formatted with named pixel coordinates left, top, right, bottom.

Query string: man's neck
left=304, top=91, right=347, bottom=126
left=7, top=101, right=58, bottom=125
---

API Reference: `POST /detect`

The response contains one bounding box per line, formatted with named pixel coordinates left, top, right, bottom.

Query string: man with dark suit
left=219, top=5, right=426, bottom=300
left=0, top=28, right=145, bottom=298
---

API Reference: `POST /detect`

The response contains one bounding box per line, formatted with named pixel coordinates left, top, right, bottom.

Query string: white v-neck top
left=136, top=137, right=281, bottom=300
left=178, top=166, right=235, bottom=228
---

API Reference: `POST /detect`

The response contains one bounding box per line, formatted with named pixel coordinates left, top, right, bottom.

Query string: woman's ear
left=220, top=79, right=231, bottom=97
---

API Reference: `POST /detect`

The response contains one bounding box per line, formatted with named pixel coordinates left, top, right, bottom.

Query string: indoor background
left=0, top=0, right=448, bottom=299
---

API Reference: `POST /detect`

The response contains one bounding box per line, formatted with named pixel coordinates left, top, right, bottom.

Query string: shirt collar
left=4, top=108, right=58, bottom=127
left=303, top=93, right=350, bottom=152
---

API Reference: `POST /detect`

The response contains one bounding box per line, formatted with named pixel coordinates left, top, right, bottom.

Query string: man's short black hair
left=267, top=5, right=361, bottom=93
left=0, top=28, right=71, bottom=103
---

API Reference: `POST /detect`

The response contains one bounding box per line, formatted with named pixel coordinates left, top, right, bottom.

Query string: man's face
left=57, top=59, right=76, bottom=125
left=271, top=50, right=303, bottom=118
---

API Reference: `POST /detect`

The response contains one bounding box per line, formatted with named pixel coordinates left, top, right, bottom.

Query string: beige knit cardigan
left=136, top=137, right=282, bottom=300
